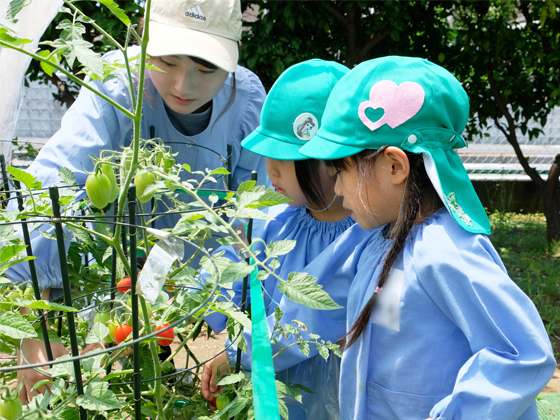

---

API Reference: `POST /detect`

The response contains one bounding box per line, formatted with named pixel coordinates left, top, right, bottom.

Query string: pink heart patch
left=358, top=80, right=425, bottom=131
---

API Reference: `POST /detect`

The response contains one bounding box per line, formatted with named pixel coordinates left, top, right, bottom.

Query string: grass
left=489, top=211, right=560, bottom=359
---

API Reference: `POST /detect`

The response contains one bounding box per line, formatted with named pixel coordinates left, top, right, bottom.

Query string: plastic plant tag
left=137, top=245, right=176, bottom=304
left=145, top=228, right=184, bottom=258
left=138, top=228, right=183, bottom=303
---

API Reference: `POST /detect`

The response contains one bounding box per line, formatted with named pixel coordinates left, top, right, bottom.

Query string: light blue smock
left=340, top=208, right=556, bottom=420
left=209, top=211, right=377, bottom=420
left=207, top=203, right=356, bottom=332
left=6, top=46, right=268, bottom=294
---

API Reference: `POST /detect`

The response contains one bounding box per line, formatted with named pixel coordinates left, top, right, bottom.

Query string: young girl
left=299, top=56, right=556, bottom=420
left=200, top=59, right=373, bottom=419
left=9, top=0, right=267, bottom=403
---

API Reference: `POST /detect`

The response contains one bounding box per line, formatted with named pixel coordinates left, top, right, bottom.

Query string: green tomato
left=134, top=171, right=156, bottom=203
left=86, top=173, right=112, bottom=209
left=94, top=311, right=110, bottom=325
left=0, top=301, right=13, bottom=311
left=162, top=157, right=174, bottom=173
left=127, top=298, right=153, bottom=321
left=108, top=322, right=117, bottom=343
left=101, top=163, right=119, bottom=202
left=23, top=286, right=35, bottom=300
left=0, top=397, right=23, bottom=420
left=216, top=395, right=231, bottom=419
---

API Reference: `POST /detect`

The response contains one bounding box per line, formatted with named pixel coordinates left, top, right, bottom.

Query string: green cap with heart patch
left=241, top=59, right=349, bottom=160
left=299, top=56, right=490, bottom=235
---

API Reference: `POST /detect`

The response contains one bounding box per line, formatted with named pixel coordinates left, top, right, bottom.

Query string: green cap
left=241, top=59, right=349, bottom=160
left=299, top=56, right=490, bottom=235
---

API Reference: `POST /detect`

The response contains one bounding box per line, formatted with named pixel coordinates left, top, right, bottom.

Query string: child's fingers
left=201, top=362, right=213, bottom=400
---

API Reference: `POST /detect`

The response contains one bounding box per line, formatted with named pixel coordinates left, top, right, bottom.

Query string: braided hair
left=326, top=148, right=442, bottom=350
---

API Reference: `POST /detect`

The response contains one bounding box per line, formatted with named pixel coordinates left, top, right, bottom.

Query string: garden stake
left=106, top=206, right=118, bottom=378
left=14, top=181, right=54, bottom=364
left=127, top=186, right=142, bottom=420
left=226, top=144, right=233, bottom=190
left=0, top=154, right=10, bottom=209
left=235, top=171, right=257, bottom=373
left=49, top=186, right=87, bottom=420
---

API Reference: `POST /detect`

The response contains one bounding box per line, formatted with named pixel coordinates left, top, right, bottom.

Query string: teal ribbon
left=249, top=262, right=280, bottom=418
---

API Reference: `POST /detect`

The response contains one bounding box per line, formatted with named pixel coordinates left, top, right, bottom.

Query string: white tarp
left=0, top=0, right=63, bottom=164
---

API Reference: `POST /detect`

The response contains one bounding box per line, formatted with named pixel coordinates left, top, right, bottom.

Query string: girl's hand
left=201, top=352, right=230, bottom=406
left=16, top=339, right=69, bottom=404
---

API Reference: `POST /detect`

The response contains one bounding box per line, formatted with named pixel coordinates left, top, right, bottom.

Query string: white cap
left=147, top=0, right=242, bottom=73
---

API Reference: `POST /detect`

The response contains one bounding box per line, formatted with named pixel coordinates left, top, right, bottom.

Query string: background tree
left=445, top=0, right=560, bottom=243
left=240, top=1, right=453, bottom=91
left=25, top=0, right=143, bottom=107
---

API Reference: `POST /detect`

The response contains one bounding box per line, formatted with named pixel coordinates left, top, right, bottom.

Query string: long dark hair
left=326, top=148, right=442, bottom=350
left=136, top=18, right=237, bottom=124
left=294, top=159, right=329, bottom=208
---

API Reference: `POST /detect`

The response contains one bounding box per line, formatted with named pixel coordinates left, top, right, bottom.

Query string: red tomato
left=117, top=277, right=131, bottom=293
left=154, top=323, right=174, bottom=346
left=114, top=324, right=133, bottom=344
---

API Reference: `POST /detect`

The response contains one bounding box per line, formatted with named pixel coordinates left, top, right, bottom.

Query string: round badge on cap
left=293, top=113, right=319, bottom=141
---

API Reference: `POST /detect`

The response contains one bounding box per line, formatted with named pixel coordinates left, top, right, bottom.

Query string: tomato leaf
left=6, top=0, right=31, bottom=19
left=22, top=300, right=77, bottom=313
left=216, top=372, right=246, bottom=386
left=0, top=312, right=37, bottom=339
left=58, top=167, right=76, bottom=187
left=264, top=240, right=297, bottom=259
left=7, top=166, right=42, bottom=190
left=86, top=322, right=110, bottom=345
left=77, top=383, right=124, bottom=411
left=278, top=272, right=343, bottom=310
left=98, top=0, right=131, bottom=25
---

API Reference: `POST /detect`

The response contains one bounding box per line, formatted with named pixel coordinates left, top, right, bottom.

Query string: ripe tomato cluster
left=89, top=278, right=176, bottom=347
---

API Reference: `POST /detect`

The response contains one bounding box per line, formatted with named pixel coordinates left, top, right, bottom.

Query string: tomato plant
left=154, top=323, right=174, bottom=346
left=0, top=2, right=341, bottom=420
left=86, top=172, right=112, bottom=209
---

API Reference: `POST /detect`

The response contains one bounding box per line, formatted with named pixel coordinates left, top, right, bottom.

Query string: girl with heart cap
left=299, top=56, right=556, bottom=420
left=200, top=59, right=375, bottom=419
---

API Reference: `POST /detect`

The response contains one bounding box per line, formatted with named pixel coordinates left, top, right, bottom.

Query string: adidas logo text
left=185, top=5, right=206, bottom=21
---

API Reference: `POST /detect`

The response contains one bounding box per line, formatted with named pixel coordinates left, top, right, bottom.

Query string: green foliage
left=490, top=212, right=560, bottom=346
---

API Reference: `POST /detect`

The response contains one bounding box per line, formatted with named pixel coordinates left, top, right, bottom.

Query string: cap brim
left=242, top=128, right=309, bottom=161
left=147, top=21, right=238, bottom=73
left=421, top=148, right=491, bottom=235
left=299, top=133, right=366, bottom=160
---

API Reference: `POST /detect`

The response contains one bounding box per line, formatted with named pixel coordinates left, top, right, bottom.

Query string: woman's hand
left=16, top=339, right=69, bottom=404
left=200, top=352, right=231, bottom=407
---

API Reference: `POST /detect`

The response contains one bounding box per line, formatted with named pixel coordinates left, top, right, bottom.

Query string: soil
left=170, top=331, right=228, bottom=372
